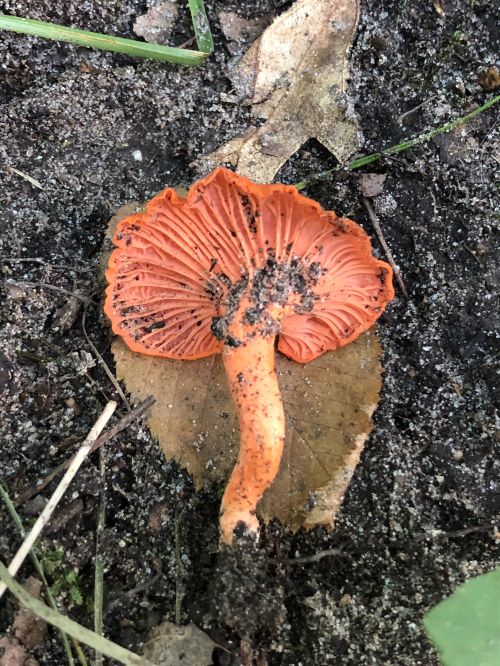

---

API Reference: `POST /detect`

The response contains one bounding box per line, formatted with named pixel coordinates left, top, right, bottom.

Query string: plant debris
left=359, top=173, right=387, bottom=198
left=0, top=577, right=47, bottom=666
left=219, top=10, right=271, bottom=55
left=133, top=2, right=179, bottom=45
left=201, top=0, right=360, bottom=182
left=142, top=622, right=217, bottom=666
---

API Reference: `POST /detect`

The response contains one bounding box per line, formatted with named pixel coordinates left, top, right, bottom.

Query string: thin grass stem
left=187, top=0, right=214, bottom=53
left=94, top=449, right=106, bottom=666
left=295, top=94, right=500, bottom=190
left=0, top=562, right=155, bottom=666
left=0, top=480, right=76, bottom=666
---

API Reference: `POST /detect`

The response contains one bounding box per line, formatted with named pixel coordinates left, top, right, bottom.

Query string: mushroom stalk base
left=220, top=333, right=285, bottom=544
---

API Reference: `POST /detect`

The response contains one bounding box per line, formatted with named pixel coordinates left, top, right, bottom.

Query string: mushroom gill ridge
left=105, top=168, right=394, bottom=363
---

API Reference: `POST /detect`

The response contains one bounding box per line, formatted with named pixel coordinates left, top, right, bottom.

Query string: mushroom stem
left=220, top=333, right=285, bottom=544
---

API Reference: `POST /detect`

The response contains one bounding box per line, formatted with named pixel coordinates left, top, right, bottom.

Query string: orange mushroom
left=104, top=168, right=395, bottom=544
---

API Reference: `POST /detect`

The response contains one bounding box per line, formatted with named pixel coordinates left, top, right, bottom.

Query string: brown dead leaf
left=201, top=0, right=360, bottom=182
left=478, top=65, right=500, bottom=91
left=113, top=331, right=381, bottom=531
left=12, top=578, right=47, bottom=650
left=142, top=622, right=216, bottom=666
left=219, top=11, right=271, bottom=55
left=0, top=639, right=38, bottom=666
left=0, top=578, right=46, bottom=666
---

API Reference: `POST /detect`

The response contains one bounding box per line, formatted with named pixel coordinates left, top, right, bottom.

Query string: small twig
left=106, top=569, right=162, bottom=613
left=89, top=396, right=154, bottom=455
left=6, top=166, right=44, bottom=189
left=7, top=257, right=94, bottom=273
left=94, top=449, right=106, bottom=666
left=5, top=280, right=95, bottom=305
left=14, top=396, right=156, bottom=505
left=412, top=523, right=494, bottom=543
left=288, top=548, right=347, bottom=565
left=82, top=308, right=131, bottom=411
left=174, top=505, right=182, bottom=624
left=362, top=197, right=409, bottom=300
left=463, top=242, right=483, bottom=266
left=397, top=95, right=437, bottom=124
left=0, top=401, right=117, bottom=600
left=0, top=481, right=75, bottom=666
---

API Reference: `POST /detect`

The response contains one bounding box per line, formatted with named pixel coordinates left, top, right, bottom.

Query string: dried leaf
left=0, top=639, right=38, bottom=666
left=219, top=10, right=271, bottom=55
left=0, top=577, right=46, bottom=666
left=12, top=578, right=47, bottom=650
left=200, top=0, right=360, bottom=182
left=112, top=331, right=381, bottom=531
left=477, top=66, right=500, bottom=91
left=359, top=173, right=387, bottom=198
left=142, top=622, right=216, bottom=666
left=133, top=2, right=179, bottom=45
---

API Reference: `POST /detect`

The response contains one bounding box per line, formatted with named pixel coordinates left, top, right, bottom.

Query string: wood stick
left=362, top=197, right=409, bottom=300
left=15, top=396, right=155, bottom=505
left=0, top=401, right=117, bottom=600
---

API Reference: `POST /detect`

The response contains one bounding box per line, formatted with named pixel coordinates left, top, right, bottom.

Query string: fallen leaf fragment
left=432, top=0, right=446, bottom=17
left=112, top=330, right=381, bottom=531
left=219, top=10, right=270, bottom=55
left=142, top=622, right=217, bottom=666
left=0, top=640, right=38, bottom=666
left=133, top=1, right=179, bottom=44
left=202, top=0, right=360, bottom=182
left=478, top=65, right=500, bottom=91
left=359, top=173, right=387, bottom=198
left=12, top=579, right=47, bottom=650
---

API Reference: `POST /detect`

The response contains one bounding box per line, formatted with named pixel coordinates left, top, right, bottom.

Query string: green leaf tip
left=424, top=567, right=500, bottom=666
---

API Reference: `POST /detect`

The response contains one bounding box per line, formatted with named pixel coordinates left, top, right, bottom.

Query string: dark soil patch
left=1, top=1, right=498, bottom=665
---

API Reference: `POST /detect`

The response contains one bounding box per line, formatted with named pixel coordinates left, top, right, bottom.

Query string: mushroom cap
left=105, top=168, right=394, bottom=363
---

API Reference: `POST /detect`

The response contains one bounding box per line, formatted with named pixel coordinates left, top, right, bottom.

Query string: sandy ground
left=0, top=1, right=498, bottom=664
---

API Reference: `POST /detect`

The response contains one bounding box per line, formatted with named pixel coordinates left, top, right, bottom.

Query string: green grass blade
left=295, top=94, right=500, bottom=190
left=0, top=14, right=208, bottom=65
left=187, top=0, right=213, bottom=53
left=0, top=480, right=76, bottom=666
left=0, top=562, right=156, bottom=666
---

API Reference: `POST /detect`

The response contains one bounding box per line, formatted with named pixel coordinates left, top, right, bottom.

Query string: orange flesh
left=221, top=331, right=284, bottom=542
left=104, top=168, right=395, bottom=544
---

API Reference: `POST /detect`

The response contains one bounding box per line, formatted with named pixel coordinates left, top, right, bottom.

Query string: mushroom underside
left=104, top=168, right=394, bottom=543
